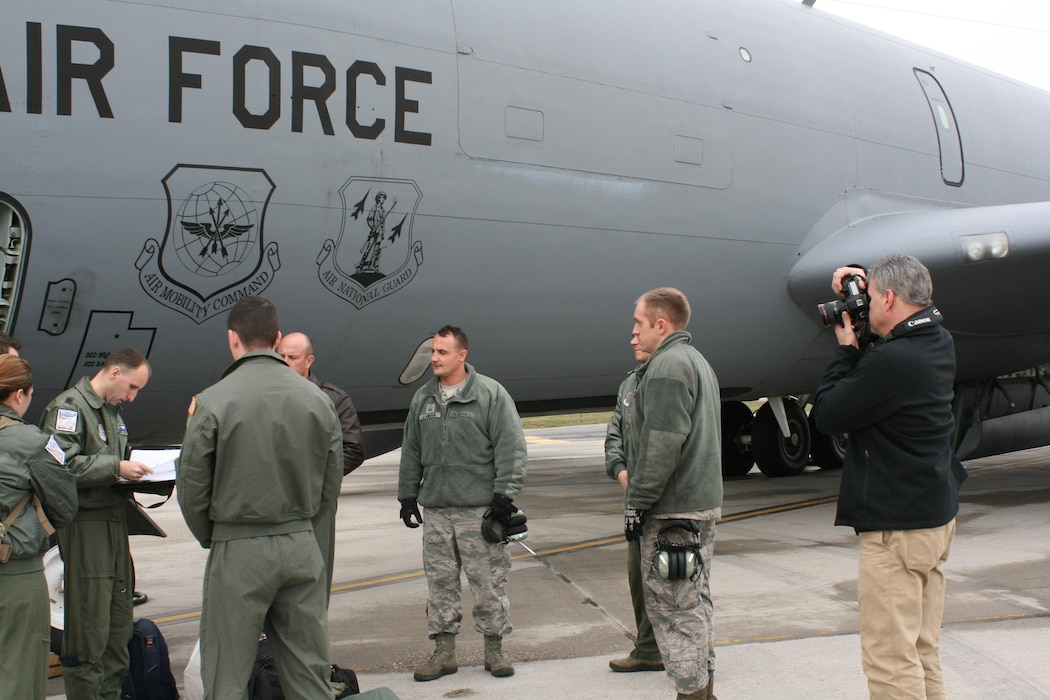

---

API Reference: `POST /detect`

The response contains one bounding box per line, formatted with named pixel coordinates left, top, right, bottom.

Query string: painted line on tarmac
left=146, top=496, right=840, bottom=628
left=715, top=610, right=1050, bottom=647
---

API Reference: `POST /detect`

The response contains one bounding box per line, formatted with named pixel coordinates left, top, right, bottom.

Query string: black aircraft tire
left=721, top=401, right=755, bottom=477
left=809, top=411, right=847, bottom=470
left=753, top=399, right=811, bottom=477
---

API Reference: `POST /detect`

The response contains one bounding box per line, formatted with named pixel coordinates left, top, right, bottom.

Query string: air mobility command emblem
left=136, top=165, right=280, bottom=323
left=317, top=177, right=423, bottom=309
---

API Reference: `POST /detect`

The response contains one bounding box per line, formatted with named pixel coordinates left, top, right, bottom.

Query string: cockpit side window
left=914, top=69, right=964, bottom=187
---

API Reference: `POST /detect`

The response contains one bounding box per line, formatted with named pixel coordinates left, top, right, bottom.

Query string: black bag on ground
left=249, top=637, right=359, bottom=699
left=121, top=618, right=179, bottom=699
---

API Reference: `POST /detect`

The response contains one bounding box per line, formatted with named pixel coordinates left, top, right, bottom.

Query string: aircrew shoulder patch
left=55, top=409, right=79, bottom=433
left=45, top=435, right=66, bottom=465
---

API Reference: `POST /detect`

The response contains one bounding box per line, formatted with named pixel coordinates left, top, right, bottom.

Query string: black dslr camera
left=817, top=273, right=869, bottom=333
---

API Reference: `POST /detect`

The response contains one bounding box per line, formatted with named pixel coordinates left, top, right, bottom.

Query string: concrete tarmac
left=47, top=424, right=1050, bottom=699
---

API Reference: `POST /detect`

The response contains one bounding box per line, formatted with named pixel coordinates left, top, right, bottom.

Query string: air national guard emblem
left=317, top=177, right=423, bottom=309
left=136, top=165, right=280, bottom=324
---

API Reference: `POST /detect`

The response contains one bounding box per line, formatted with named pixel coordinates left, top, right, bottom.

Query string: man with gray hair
left=812, top=254, right=966, bottom=699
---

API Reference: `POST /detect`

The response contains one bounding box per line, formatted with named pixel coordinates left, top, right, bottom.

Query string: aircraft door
left=914, top=69, right=964, bottom=187
left=0, top=195, right=29, bottom=333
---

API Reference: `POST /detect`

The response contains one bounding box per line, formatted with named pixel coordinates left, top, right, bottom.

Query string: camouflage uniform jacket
left=39, top=376, right=129, bottom=518
left=627, top=331, right=723, bottom=515
left=178, top=351, right=343, bottom=547
left=0, top=405, right=77, bottom=573
left=398, top=363, right=527, bottom=508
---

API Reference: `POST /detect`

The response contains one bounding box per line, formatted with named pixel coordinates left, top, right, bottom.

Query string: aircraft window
left=0, top=196, right=29, bottom=333
left=913, top=69, right=964, bottom=187
left=739, top=47, right=752, bottom=63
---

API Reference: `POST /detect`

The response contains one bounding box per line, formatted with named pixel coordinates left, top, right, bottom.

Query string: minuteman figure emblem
left=136, top=165, right=280, bottom=324
left=317, top=177, right=423, bottom=309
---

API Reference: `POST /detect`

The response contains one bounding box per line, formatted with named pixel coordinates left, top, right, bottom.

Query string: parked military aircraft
left=3, top=0, right=1050, bottom=477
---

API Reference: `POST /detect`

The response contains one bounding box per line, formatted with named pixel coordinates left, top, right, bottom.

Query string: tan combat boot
left=413, top=632, right=457, bottom=682
left=675, top=673, right=716, bottom=700
left=483, top=635, right=514, bottom=677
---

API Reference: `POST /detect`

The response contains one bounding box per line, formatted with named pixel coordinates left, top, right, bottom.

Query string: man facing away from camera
left=812, top=254, right=966, bottom=700
left=178, top=296, right=343, bottom=698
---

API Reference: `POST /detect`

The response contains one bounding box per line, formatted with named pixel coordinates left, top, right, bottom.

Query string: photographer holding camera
left=811, top=254, right=966, bottom=700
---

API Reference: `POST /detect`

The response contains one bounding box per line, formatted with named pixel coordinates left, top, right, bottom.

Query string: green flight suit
left=0, top=406, right=78, bottom=700
left=39, top=377, right=135, bottom=700
left=178, top=350, right=343, bottom=699
left=604, top=369, right=660, bottom=663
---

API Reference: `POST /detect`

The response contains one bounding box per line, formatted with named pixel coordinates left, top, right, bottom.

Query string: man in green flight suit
left=178, top=296, right=343, bottom=699
left=39, top=347, right=154, bottom=700
left=605, top=336, right=663, bottom=673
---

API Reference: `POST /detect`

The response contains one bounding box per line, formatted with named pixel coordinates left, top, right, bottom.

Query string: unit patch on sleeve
left=45, top=435, right=67, bottom=465
left=55, top=409, right=79, bottom=433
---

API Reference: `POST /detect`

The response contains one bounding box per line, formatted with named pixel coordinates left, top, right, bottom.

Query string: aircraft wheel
left=721, top=401, right=755, bottom=477
left=753, top=399, right=811, bottom=477
left=809, top=411, right=847, bottom=470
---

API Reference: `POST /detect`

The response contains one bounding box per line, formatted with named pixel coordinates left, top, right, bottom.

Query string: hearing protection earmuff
left=655, top=519, right=702, bottom=581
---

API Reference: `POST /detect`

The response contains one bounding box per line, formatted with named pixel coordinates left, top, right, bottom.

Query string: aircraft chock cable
left=515, top=539, right=635, bottom=642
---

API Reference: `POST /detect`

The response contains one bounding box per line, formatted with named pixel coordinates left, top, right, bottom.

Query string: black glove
left=482, top=507, right=528, bottom=544
left=624, top=507, right=646, bottom=542
left=400, top=499, right=423, bottom=528
left=489, top=493, right=515, bottom=523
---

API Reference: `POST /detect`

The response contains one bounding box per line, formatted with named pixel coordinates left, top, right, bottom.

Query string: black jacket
left=812, top=307, right=965, bottom=532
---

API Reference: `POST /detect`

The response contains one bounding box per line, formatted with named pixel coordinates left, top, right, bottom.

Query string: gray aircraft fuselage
left=2, top=0, right=1050, bottom=448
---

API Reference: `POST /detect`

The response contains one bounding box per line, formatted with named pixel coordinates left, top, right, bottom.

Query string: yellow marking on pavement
left=147, top=495, right=838, bottom=627
left=525, top=435, right=571, bottom=445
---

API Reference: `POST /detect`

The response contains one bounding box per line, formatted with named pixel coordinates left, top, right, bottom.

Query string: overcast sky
left=814, top=0, right=1050, bottom=91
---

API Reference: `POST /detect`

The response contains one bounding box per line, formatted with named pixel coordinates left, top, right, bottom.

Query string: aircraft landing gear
left=752, top=398, right=811, bottom=477
left=721, top=401, right=755, bottom=477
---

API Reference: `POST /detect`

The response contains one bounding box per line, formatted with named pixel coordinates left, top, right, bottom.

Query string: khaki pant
left=859, top=519, right=956, bottom=700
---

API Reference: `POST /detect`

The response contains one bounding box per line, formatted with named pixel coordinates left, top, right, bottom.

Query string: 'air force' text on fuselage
left=0, top=22, right=433, bottom=144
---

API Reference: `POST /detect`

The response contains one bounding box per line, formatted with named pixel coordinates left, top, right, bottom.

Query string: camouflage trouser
left=640, top=516, right=716, bottom=695
left=422, top=506, right=512, bottom=637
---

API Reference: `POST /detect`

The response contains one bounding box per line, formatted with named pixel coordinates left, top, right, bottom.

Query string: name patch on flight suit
left=55, top=409, right=78, bottom=433
left=419, top=403, right=441, bottom=420
left=98, top=424, right=107, bottom=443
left=45, top=435, right=66, bottom=465
left=448, top=411, right=474, bottom=418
